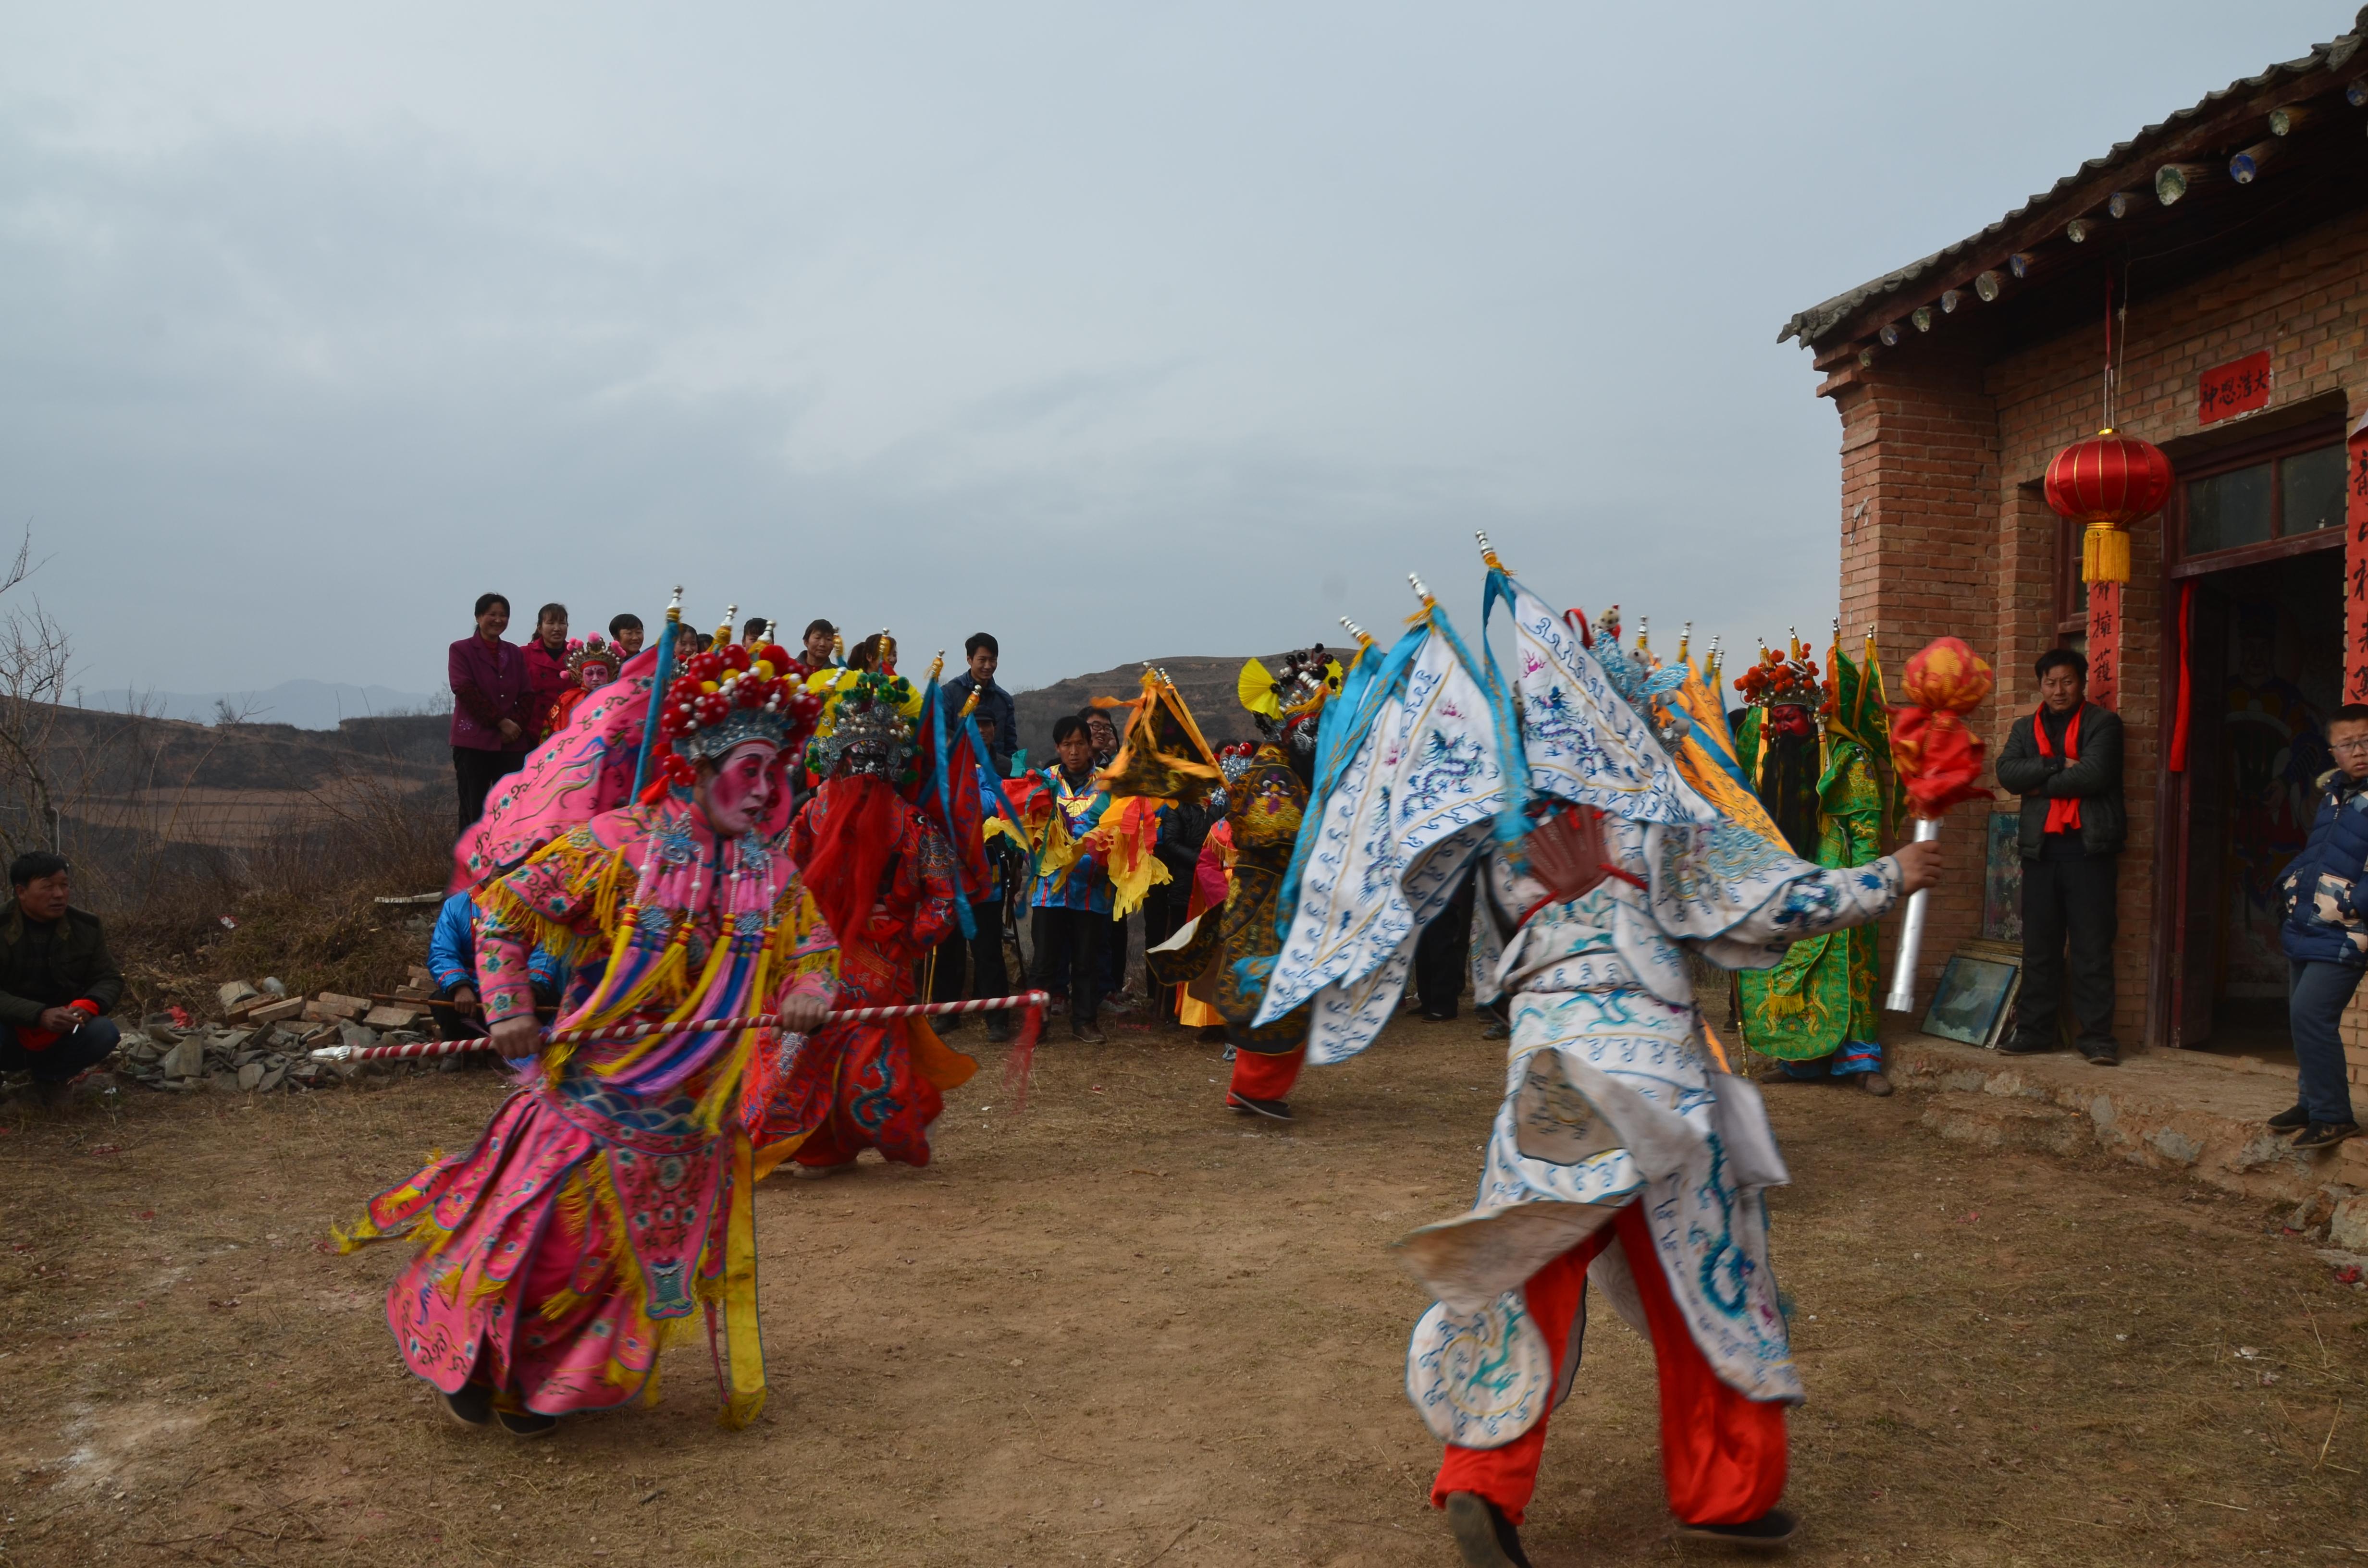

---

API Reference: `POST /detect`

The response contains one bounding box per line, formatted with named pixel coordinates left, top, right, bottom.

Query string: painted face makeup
left=703, top=741, right=780, bottom=835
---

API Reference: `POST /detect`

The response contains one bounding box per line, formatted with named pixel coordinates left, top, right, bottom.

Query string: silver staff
left=1881, top=817, right=1942, bottom=1012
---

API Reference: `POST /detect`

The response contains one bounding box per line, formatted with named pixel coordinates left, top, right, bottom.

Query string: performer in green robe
left=1733, top=628, right=1900, bottom=1093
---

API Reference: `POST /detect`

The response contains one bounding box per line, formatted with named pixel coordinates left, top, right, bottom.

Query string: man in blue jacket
left=941, top=632, right=1019, bottom=778
left=2273, top=702, right=2368, bottom=1151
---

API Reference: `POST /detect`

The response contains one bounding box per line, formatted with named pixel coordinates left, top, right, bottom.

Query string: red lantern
left=2044, top=428, right=2172, bottom=585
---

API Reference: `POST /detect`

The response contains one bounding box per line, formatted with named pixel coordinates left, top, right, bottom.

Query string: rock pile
left=114, top=1011, right=432, bottom=1094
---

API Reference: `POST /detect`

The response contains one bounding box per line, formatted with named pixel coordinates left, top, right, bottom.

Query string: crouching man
left=0, top=853, right=124, bottom=1105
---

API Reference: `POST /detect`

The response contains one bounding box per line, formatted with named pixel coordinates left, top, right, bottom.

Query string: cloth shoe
left=2291, top=1121, right=2361, bottom=1152
left=495, top=1409, right=558, bottom=1438
left=1443, top=1492, right=1532, bottom=1568
left=1856, top=1070, right=1893, bottom=1097
left=441, top=1384, right=494, bottom=1428
left=1226, top=1093, right=1292, bottom=1121
left=2267, top=1104, right=2310, bottom=1133
left=1674, top=1509, right=1798, bottom=1549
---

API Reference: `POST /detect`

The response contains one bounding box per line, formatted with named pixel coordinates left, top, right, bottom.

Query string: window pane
left=2281, top=442, right=2346, bottom=534
left=2185, top=462, right=2272, bottom=554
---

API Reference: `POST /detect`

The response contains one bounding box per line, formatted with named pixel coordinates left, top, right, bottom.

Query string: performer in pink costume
left=336, top=617, right=835, bottom=1436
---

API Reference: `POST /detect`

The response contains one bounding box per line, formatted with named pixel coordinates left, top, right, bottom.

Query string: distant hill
left=81, top=680, right=442, bottom=730
left=39, top=706, right=449, bottom=854
left=1009, top=652, right=1326, bottom=768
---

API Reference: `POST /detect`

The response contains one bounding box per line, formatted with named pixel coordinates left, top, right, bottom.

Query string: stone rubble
left=111, top=1004, right=445, bottom=1095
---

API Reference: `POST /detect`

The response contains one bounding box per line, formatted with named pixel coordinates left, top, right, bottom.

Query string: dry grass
left=0, top=1015, right=2361, bottom=1567
left=87, top=776, right=451, bottom=1017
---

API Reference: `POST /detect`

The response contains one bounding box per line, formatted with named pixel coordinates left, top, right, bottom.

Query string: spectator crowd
left=444, top=596, right=1187, bottom=1047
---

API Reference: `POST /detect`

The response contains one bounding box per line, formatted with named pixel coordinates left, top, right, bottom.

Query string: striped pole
left=308, top=991, right=1052, bottom=1063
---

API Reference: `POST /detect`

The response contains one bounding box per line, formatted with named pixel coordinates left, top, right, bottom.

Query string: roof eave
left=1778, top=24, right=2366, bottom=352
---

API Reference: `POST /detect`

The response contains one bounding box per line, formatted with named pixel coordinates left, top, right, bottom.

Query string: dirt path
left=1, top=1017, right=2363, bottom=1567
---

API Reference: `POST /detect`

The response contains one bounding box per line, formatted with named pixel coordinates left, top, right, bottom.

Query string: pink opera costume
left=335, top=619, right=835, bottom=1435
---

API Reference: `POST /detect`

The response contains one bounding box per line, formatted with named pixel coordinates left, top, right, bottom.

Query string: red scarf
left=2034, top=704, right=2082, bottom=834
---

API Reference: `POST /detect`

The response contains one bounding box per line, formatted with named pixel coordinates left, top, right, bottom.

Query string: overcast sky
left=1, top=1, right=2343, bottom=702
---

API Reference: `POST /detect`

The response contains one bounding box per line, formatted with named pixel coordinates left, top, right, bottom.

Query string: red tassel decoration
left=1002, top=998, right=1042, bottom=1110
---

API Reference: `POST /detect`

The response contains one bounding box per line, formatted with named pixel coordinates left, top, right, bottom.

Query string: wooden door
left=2169, top=586, right=2228, bottom=1046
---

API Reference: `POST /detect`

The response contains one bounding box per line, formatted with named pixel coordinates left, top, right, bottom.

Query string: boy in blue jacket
left=426, top=890, right=563, bottom=1049
left=2273, top=702, right=2368, bottom=1151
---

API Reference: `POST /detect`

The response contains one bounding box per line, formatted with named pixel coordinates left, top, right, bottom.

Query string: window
left=2181, top=437, right=2344, bottom=560
left=2054, top=515, right=2089, bottom=648
left=2186, top=464, right=2271, bottom=553
left=2282, top=443, right=2345, bottom=533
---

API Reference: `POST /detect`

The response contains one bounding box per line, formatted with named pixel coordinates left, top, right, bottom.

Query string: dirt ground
left=1, top=1013, right=2364, bottom=1568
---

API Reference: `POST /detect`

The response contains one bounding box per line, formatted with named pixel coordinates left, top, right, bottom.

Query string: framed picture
left=1922, top=949, right=2022, bottom=1049
left=1981, top=810, right=2023, bottom=943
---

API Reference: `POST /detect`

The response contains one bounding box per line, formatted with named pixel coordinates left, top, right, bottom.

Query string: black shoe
left=1071, top=1021, right=1107, bottom=1045
left=2292, top=1121, right=2361, bottom=1152
left=495, top=1409, right=558, bottom=1438
left=2082, top=1043, right=2120, bottom=1067
left=441, top=1383, right=493, bottom=1428
left=1998, top=1034, right=2059, bottom=1056
left=1675, top=1508, right=1799, bottom=1549
left=984, top=1018, right=1010, bottom=1044
left=1444, top=1492, right=1532, bottom=1568
left=1419, top=1007, right=1457, bottom=1022
left=1226, top=1093, right=1293, bottom=1121
left=2267, top=1104, right=2310, bottom=1133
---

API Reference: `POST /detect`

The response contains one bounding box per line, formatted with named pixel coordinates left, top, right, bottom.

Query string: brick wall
left=1818, top=204, right=2368, bottom=1048
left=1826, top=345, right=2002, bottom=999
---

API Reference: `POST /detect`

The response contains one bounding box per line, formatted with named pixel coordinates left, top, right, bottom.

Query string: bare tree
left=0, top=531, right=70, bottom=858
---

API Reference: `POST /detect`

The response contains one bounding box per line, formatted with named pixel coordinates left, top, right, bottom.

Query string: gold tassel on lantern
left=2082, top=521, right=2131, bottom=585
left=2049, top=429, right=2168, bottom=588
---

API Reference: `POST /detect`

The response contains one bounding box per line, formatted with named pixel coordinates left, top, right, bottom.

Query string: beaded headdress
left=565, top=635, right=619, bottom=688
left=803, top=670, right=919, bottom=782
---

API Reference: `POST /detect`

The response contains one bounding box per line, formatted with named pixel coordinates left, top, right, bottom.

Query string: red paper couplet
left=2198, top=351, right=2272, bottom=426
left=2347, top=416, right=2368, bottom=703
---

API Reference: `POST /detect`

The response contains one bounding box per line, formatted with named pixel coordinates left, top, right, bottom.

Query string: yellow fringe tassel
left=2081, top=522, right=2130, bottom=584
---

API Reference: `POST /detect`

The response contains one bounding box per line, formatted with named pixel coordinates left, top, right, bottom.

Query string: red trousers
left=1228, top=1043, right=1304, bottom=1102
left=1430, top=1202, right=1787, bottom=1527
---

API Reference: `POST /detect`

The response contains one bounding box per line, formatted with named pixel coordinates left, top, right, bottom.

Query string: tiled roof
left=1778, top=12, right=2368, bottom=349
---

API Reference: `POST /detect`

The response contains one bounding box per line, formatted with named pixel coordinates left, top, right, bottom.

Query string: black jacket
left=1995, top=701, right=2126, bottom=858
left=942, top=673, right=1019, bottom=776
left=0, top=901, right=124, bottom=1029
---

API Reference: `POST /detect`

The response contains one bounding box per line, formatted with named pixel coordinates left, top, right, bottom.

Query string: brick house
left=1781, top=7, right=2368, bottom=1087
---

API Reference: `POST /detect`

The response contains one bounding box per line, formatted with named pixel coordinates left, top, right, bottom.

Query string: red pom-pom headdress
left=644, top=617, right=824, bottom=790
left=1732, top=629, right=1825, bottom=711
